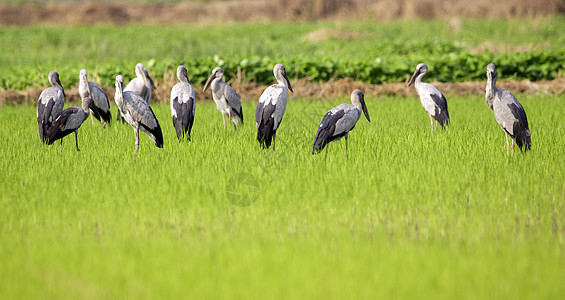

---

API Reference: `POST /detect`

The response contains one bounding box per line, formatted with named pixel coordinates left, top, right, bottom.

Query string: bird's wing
left=52, top=107, right=82, bottom=131
left=496, top=90, right=529, bottom=135
left=313, top=106, right=346, bottom=147
left=124, top=91, right=159, bottom=129
left=89, top=82, right=110, bottom=111
left=257, top=84, right=287, bottom=130
left=333, top=104, right=360, bottom=135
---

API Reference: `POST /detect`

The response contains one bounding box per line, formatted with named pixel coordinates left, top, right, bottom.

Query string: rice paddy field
left=1, top=93, right=564, bottom=298
left=1, top=11, right=565, bottom=299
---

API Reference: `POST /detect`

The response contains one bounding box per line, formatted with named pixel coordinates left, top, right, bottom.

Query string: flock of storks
left=36, top=62, right=531, bottom=157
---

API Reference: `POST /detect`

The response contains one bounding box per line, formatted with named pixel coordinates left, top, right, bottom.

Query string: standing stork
left=408, top=63, right=450, bottom=129
left=312, top=89, right=371, bottom=160
left=117, top=63, right=155, bottom=122
left=114, top=75, right=163, bottom=155
left=255, top=64, right=293, bottom=151
left=78, top=69, right=112, bottom=128
left=37, top=71, right=65, bottom=143
left=170, top=65, right=195, bottom=142
left=46, top=94, right=92, bottom=151
left=203, top=67, right=243, bottom=130
left=485, top=63, right=531, bottom=155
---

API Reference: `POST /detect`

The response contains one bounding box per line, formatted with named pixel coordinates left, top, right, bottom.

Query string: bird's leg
left=345, top=133, right=349, bottom=157
left=222, top=114, right=226, bottom=128
left=90, top=111, right=95, bottom=125
left=511, top=139, right=515, bottom=157
left=429, top=115, right=434, bottom=132
left=60, top=138, right=63, bottom=152
left=505, top=132, right=510, bottom=155
left=272, top=131, right=277, bottom=152
left=74, top=130, right=80, bottom=151
left=325, top=144, right=329, bottom=163
left=134, top=127, right=140, bottom=156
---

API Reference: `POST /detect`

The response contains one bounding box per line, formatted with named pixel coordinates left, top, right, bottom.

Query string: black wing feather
left=256, top=102, right=277, bottom=149
left=46, top=107, right=80, bottom=145
left=312, top=110, right=345, bottom=154
left=430, top=93, right=450, bottom=127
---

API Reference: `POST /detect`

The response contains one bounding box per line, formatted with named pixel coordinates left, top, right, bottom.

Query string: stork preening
left=408, top=63, right=450, bottom=130
left=117, top=63, right=155, bottom=122
left=170, top=65, right=195, bottom=141
left=255, top=64, right=293, bottom=151
left=114, top=75, right=163, bottom=155
left=203, top=67, right=243, bottom=129
left=312, top=89, right=371, bottom=160
left=37, top=71, right=65, bottom=143
left=79, top=69, right=111, bottom=128
left=485, top=63, right=531, bottom=155
left=46, top=92, right=92, bottom=151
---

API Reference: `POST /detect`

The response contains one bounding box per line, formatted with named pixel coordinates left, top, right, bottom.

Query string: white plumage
left=485, top=63, right=531, bottom=154
left=203, top=67, right=243, bottom=129
left=170, top=65, right=196, bottom=141
left=408, top=63, right=450, bottom=129
left=114, top=75, right=163, bottom=155
left=312, top=89, right=371, bottom=158
left=255, top=64, right=293, bottom=151
left=78, top=69, right=111, bottom=127
left=37, top=71, right=65, bottom=143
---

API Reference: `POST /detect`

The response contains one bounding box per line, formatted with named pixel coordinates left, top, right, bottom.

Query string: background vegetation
left=1, top=17, right=564, bottom=90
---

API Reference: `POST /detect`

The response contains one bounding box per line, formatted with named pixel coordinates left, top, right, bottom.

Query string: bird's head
left=487, top=63, right=498, bottom=81
left=203, top=67, right=224, bottom=92
left=177, top=65, right=188, bottom=83
left=351, top=89, right=371, bottom=122
left=115, top=75, right=125, bottom=91
left=48, top=71, right=65, bottom=97
left=408, top=63, right=428, bottom=87
left=274, top=64, right=293, bottom=93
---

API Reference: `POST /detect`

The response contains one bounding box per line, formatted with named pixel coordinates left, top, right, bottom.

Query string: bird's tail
left=257, top=117, right=275, bottom=149
left=516, top=128, right=532, bottom=152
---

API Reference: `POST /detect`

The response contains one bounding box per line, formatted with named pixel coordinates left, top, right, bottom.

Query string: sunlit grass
left=0, top=94, right=564, bottom=298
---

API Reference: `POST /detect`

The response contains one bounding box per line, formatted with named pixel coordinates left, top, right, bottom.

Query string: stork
left=46, top=93, right=92, bottom=151
left=408, top=63, right=450, bottom=130
left=114, top=75, right=163, bottom=155
left=117, top=63, right=155, bottom=122
left=312, top=89, right=371, bottom=160
left=170, top=65, right=195, bottom=141
left=203, top=67, right=243, bottom=130
left=255, top=64, right=293, bottom=151
left=485, top=63, right=531, bottom=155
left=78, top=69, right=112, bottom=127
left=37, top=71, right=65, bottom=143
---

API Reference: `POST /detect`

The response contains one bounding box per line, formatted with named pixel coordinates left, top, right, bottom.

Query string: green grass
left=0, top=94, right=564, bottom=298
left=1, top=16, right=564, bottom=89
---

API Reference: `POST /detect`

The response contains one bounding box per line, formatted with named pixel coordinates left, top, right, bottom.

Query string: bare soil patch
left=2, top=78, right=563, bottom=106
left=0, top=0, right=563, bottom=26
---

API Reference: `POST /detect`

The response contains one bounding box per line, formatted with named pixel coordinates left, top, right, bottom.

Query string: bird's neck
left=115, top=89, right=125, bottom=109
left=414, top=73, right=425, bottom=89
left=485, top=77, right=497, bottom=109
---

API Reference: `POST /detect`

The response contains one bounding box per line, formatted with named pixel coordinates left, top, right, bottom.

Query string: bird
left=46, top=92, right=92, bottom=151
left=408, top=63, right=450, bottom=130
left=170, top=65, right=195, bottom=142
left=37, top=71, right=65, bottom=143
left=312, top=89, right=371, bottom=160
left=117, top=63, right=155, bottom=122
left=255, top=64, right=293, bottom=151
left=78, top=69, right=112, bottom=128
left=114, top=75, right=163, bottom=155
left=485, top=63, right=531, bottom=155
left=203, top=67, right=243, bottom=129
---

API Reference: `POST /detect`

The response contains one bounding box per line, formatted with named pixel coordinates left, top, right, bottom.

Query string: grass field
left=1, top=93, right=564, bottom=298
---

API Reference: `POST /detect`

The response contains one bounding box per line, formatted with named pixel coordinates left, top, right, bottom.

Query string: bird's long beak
left=203, top=73, right=215, bottom=92
left=83, top=75, right=92, bottom=96
left=144, top=69, right=156, bottom=89
left=56, top=77, right=66, bottom=98
left=361, top=97, right=371, bottom=122
left=284, top=72, right=293, bottom=93
left=408, top=69, right=420, bottom=87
